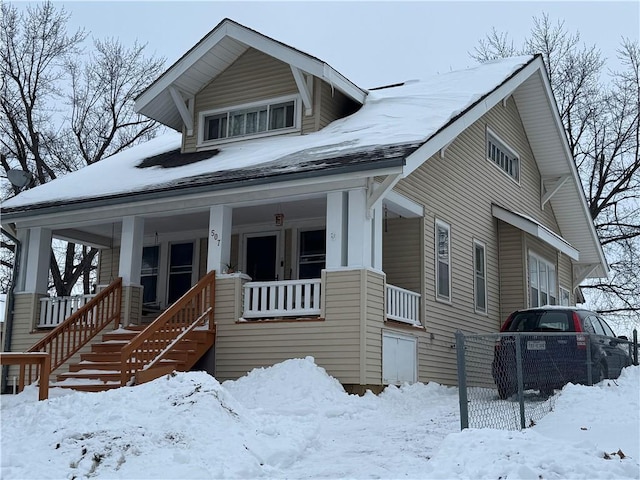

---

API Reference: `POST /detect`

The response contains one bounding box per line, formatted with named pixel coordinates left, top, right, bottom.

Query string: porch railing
left=120, top=270, right=216, bottom=386
left=243, top=278, right=321, bottom=319
left=28, top=278, right=122, bottom=373
left=39, top=294, right=96, bottom=328
left=386, top=284, right=421, bottom=326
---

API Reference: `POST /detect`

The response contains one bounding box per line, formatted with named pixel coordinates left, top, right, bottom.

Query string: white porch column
left=207, top=205, right=232, bottom=273
left=326, top=191, right=346, bottom=268
left=347, top=188, right=372, bottom=267
left=118, top=216, right=144, bottom=286
left=372, top=202, right=383, bottom=270
left=23, top=227, right=52, bottom=294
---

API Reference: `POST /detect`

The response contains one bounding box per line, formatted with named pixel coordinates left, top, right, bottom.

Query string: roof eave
left=135, top=18, right=366, bottom=127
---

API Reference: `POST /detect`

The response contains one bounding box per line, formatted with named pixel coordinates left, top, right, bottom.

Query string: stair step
left=69, top=361, right=121, bottom=372
left=51, top=380, right=122, bottom=392
left=81, top=352, right=121, bottom=362
left=91, top=340, right=130, bottom=353
left=57, top=369, right=122, bottom=382
left=101, top=331, right=139, bottom=342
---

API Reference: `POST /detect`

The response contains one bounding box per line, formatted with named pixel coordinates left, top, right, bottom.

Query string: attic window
left=486, top=128, right=520, bottom=183
left=200, top=95, right=299, bottom=144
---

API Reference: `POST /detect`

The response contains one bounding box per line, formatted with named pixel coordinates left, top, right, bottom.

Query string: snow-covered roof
left=1, top=56, right=533, bottom=213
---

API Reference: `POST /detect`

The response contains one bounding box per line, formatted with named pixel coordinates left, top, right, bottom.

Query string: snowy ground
left=1, top=357, right=638, bottom=479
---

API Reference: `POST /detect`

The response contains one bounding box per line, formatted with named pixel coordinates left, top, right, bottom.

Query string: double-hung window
left=486, top=128, right=520, bottom=182
left=201, top=96, right=298, bottom=143
left=435, top=220, right=451, bottom=302
left=528, top=252, right=557, bottom=307
left=473, top=240, right=487, bottom=313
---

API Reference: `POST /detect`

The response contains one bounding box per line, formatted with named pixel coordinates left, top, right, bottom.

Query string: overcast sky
left=51, top=1, right=640, bottom=88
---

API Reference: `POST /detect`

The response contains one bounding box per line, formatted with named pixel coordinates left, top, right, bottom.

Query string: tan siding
left=498, top=222, right=526, bottom=320
left=317, top=81, right=358, bottom=130
left=98, top=248, right=119, bottom=286
left=4, top=293, right=45, bottom=379
left=214, top=270, right=362, bottom=384
left=364, top=270, right=385, bottom=385
left=383, top=218, right=422, bottom=294
left=184, top=48, right=299, bottom=152
left=558, top=252, right=573, bottom=305
left=393, top=97, right=569, bottom=385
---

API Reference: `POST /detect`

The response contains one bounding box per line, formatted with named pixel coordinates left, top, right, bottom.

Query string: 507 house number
left=210, top=229, right=220, bottom=246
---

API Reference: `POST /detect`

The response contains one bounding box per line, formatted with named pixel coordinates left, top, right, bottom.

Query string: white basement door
left=382, top=331, right=417, bottom=385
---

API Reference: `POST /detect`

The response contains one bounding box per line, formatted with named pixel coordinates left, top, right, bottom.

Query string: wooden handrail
left=28, top=278, right=123, bottom=373
left=0, top=353, right=51, bottom=400
left=120, top=270, right=216, bottom=386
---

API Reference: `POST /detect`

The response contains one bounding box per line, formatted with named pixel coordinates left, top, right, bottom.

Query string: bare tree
left=471, top=14, right=640, bottom=320
left=1, top=2, right=165, bottom=296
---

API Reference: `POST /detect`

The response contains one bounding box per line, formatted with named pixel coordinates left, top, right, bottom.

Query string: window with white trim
left=200, top=96, right=298, bottom=143
left=435, top=220, right=451, bottom=302
left=473, top=240, right=487, bottom=313
left=528, top=252, right=557, bottom=307
left=559, top=286, right=570, bottom=306
left=487, top=129, right=520, bottom=182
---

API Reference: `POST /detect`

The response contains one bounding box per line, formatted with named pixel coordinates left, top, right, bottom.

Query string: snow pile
left=2, top=357, right=638, bottom=479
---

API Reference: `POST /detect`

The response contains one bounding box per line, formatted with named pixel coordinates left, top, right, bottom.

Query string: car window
left=586, top=315, right=606, bottom=335
left=507, top=311, right=571, bottom=332
left=582, top=316, right=596, bottom=334
left=598, top=316, right=617, bottom=337
left=538, top=312, right=570, bottom=331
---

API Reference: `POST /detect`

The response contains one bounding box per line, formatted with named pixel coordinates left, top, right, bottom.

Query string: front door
left=167, top=242, right=194, bottom=303
left=246, top=235, right=278, bottom=281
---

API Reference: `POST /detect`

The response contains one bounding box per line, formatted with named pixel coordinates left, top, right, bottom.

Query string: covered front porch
left=8, top=180, right=426, bottom=386
left=25, top=183, right=423, bottom=328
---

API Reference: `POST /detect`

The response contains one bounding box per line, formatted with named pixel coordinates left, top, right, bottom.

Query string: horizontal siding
left=498, top=222, right=525, bottom=320
left=184, top=48, right=299, bottom=152
left=318, top=81, right=358, bottom=130
left=98, top=248, right=119, bottom=286
left=214, top=270, right=362, bottom=384
left=394, top=97, right=568, bottom=386
left=383, top=217, right=422, bottom=294
left=364, top=270, right=385, bottom=385
left=558, top=251, right=573, bottom=304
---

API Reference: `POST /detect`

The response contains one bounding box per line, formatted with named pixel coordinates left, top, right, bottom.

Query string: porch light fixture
left=275, top=213, right=285, bottom=226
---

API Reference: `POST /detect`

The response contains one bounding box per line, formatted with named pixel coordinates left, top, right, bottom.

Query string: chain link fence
left=455, top=330, right=638, bottom=431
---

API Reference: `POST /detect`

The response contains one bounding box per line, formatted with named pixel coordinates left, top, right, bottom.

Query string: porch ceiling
left=52, top=197, right=329, bottom=246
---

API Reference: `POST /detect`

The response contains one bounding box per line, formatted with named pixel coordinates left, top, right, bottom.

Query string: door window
left=168, top=242, right=194, bottom=303
left=246, top=235, right=278, bottom=281
left=141, top=246, right=159, bottom=305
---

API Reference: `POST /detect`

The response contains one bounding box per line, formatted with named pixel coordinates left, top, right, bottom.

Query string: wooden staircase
left=53, top=325, right=215, bottom=392
left=22, top=271, right=217, bottom=396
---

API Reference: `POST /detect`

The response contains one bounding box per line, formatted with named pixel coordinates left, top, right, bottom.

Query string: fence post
left=515, top=335, right=525, bottom=430
left=455, top=330, right=469, bottom=430
left=633, top=329, right=638, bottom=366
left=586, top=334, right=593, bottom=386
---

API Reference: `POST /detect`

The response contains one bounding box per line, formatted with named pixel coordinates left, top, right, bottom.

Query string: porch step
left=55, top=326, right=214, bottom=392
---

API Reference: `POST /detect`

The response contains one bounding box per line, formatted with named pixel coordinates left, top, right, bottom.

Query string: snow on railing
left=39, top=294, right=96, bottom=328
left=243, top=278, right=321, bottom=319
left=386, top=284, right=421, bottom=326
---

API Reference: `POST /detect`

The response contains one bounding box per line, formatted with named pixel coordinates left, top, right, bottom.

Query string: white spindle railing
left=38, top=294, right=96, bottom=328
left=386, top=284, right=421, bottom=326
left=243, top=279, right=321, bottom=319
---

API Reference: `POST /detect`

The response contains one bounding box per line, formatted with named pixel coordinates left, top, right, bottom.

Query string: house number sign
left=210, top=229, right=221, bottom=246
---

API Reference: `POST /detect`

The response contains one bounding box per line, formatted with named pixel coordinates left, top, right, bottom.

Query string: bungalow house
left=0, top=18, right=607, bottom=394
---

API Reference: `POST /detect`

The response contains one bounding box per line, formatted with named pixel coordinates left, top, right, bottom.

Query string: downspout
left=1, top=226, right=21, bottom=394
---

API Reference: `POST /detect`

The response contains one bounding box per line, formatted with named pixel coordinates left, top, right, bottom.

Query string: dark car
left=492, top=307, right=631, bottom=399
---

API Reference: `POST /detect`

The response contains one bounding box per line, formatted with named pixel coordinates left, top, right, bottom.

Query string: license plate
left=527, top=340, right=546, bottom=350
